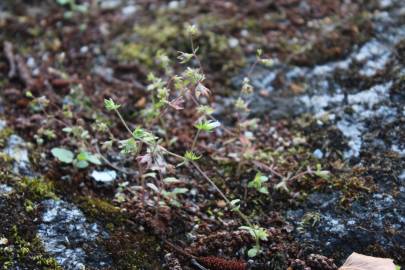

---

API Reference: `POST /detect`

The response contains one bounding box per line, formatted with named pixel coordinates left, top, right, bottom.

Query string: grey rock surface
left=5, top=134, right=34, bottom=176
left=37, top=199, right=112, bottom=270
left=231, top=0, right=405, bottom=264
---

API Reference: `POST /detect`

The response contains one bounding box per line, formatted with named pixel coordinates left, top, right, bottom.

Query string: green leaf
left=255, top=228, right=269, bottom=241
left=163, top=177, right=181, bottom=184
left=74, top=4, right=88, bottom=13
left=230, top=199, right=240, bottom=212
left=247, top=247, right=258, bottom=258
left=396, top=266, right=401, bottom=270
left=171, top=188, right=189, bottom=194
left=77, top=151, right=102, bottom=165
left=62, top=127, right=72, bottom=133
left=314, top=170, right=331, bottom=180
left=104, top=98, right=121, bottom=111
left=74, top=159, right=89, bottom=169
left=76, top=151, right=88, bottom=161
left=51, top=148, right=74, bottom=163
left=259, top=187, right=269, bottom=194
left=248, top=172, right=269, bottom=193
left=194, top=120, right=221, bottom=132
left=85, top=153, right=102, bottom=165
left=184, top=151, right=201, bottom=161
left=56, top=0, right=71, bottom=5
left=118, top=138, right=138, bottom=154
left=132, top=128, right=157, bottom=143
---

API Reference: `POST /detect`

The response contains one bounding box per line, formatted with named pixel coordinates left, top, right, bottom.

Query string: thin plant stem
left=191, top=161, right=253, bottom=226
left=190, top=36, right=204, bottom=74
left=113, top=108, right=183, bottom=160
left=191, top=129, right=201, bottom=152
left=113, top=106, right=255, bottom=227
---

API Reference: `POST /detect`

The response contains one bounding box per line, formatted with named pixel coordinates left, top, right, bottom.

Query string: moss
left=115, top=14, right=245, bottom=76
left=0, top=127, right=13, bottom=148
left=0, top=188, right=61, bottom=269
left=75, top=196, right=164, bottom=268
left=76, top=196, right=125, bottom=226
left=18, top=177, right=57, bottom=201
left=105, top=230, right=163, bottom=269
left=134, top=22, right=180, bottom=46
left=117, top=42, right=158, bottom=68
left=0, top=226, right=61, bottom=270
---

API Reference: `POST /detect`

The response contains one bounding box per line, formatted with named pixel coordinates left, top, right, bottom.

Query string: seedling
left=239, top=225, right=269, bottom=257
left=51, top=147, right=101, bottom=169
left=162, top=187, right=189, bottom=207
left=248, top=172, right=269, bottom=194
left=194, top=120, right=221, bottom=133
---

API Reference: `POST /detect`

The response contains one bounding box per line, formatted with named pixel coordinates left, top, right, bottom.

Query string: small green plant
left=162, top=187, right=189, bottom=207
left=51, top=147, right=101, bottom=169
left=248, top=172, right=269, bottom=194
left=299, top=212, right=321, bottom=232
left=104, top=98, right=121, bottom=111
left=34, top=128, right=56, bottom=145
left=239, top=225, right=269, bottom=257
left=177, top=151, right=201, bottom=167
left=313, top=164, right=331, bottom=180
left=98, top=23, right=270, bottom=260
left=194, top=120, right=221, bottom=133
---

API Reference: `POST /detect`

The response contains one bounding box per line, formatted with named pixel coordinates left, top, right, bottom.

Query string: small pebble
left=313, top=149, right=324, bottom=159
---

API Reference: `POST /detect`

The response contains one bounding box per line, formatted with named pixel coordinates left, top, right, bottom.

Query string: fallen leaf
left=339, top=253, right=396, bottom=270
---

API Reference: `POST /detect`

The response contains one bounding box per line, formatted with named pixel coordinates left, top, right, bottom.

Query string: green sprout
left=177, top=51, right=194, bottom=64
left=185, top=24, right=199, bottom=36
left=51, top=148, right=101, bottom=169
left=239, top=225, right=269, bottom=257
left=230, top=199, right=241, bottom=212
left=104, top=98, right=121, bottom=111
left=248, top=172, right=269, bottom=194
left=162, top=188, right=189, bottom=207
left=178, top=151, right=201, bottom=167
left=313, top=164, right=331, bottom=180
left=194, top=120, right=221, bottom=133
left=182, top=67, right=205, bottom=85
left=197, top=105, right=214, bottom=116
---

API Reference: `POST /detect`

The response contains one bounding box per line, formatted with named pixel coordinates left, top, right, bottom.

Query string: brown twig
left=15, top=55, right=34, bottom=87
left=3, top=41, right=17, bottom=78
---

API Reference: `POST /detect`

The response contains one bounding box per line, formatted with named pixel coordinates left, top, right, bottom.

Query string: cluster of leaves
left=51, top=148, right=101, bottom=169
left=248, top=172, right=269, bottom=194
left=239, top=225, right=269, bottom=257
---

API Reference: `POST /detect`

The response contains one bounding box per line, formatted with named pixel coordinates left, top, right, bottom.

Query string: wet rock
left=312, top=149, right=324, bottom=159
left=4, top=134, right=34, bottom=176
left=0, top=184, right=14, bottom=197
left=37, top=199, right=112, bottom=270
left=0, top=119, right=6, bottom=130
left=287, top=191, right=404, bottom=263
left=122, top=5, right=137, bottom=16
left=90, top=169, right=117, bottom=186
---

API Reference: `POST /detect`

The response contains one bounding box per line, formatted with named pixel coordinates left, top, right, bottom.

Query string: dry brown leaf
left=339, top=252, right=396, bottom=270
